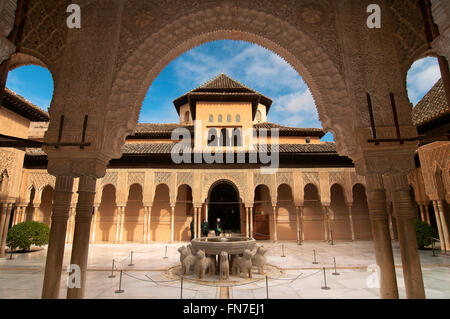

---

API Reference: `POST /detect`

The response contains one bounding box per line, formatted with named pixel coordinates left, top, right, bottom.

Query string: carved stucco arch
left=203, top=177, right=243, bottom=204
left=330, top=182, right=352, bottom=206
left=105, top=7, right=356, bottom=159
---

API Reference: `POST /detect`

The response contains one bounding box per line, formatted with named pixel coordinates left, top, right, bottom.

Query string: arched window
left=209, top=114, right=214, bottom=122
left=218, top=114, right=223, bottom=123
left=220, top=128, right=230, bottom=146
left=227, top=114, right=231, bottom=122
left=305, top=137, right=311, bottom=144
left=184, top=111, right=190, bottom=123
left=207, top=128, right=218, bottom=146
left=231, top=128, right=242, bottom=146
left=236, top=114, right=241, bottom=122
left=255, top=110, right=262, bottom=123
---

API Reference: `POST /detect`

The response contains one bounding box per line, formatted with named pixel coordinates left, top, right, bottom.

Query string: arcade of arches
left=0, top=0, right=449, bottom=301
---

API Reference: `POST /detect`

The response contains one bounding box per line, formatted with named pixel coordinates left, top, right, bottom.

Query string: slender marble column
left=90, top=206, right=98, bottom=244
left=437, top=200, right=450, bottom=252
left=433, top=201, right=447, bottom=252
left=193, top=207, right=198, bottom=238
left=147, top=205, right=152, bottom=242
left=323, top=206, right=330, bottom=241
left=419, top=205, right=426, bottom=223
left=142, top=207, right=148, bottom=243
left=424, top=205, right=431, bottom=224
left=246, top=207, right=250, bottom=237
left=0, top=203, right=12, bottom=258
left=295, top=206, right=301, bottom=243
left=197, top=207, right=201, bottom=237
left=170, top=205, right=175, bottom=243
left=272, top=206, right=277, bottom=242
left=346, top=203, right=355, bottom=241
left=114, top=207, right=120, bottom=244
left=67, top=176, right=97, bottom=299
left=388, top=174, right=425, bottom=299
left=366, top=175, right=399, bottom=299
left=119, top=206, right=125, bottom=243
left=42, top=175, right=74, bottom=299
left=249, top=207, right=254, bottom=238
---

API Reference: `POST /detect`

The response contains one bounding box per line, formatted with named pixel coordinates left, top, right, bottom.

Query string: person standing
left=201, top=219, right=209, bottom=237
left=214, top=218, right=223, bottom=237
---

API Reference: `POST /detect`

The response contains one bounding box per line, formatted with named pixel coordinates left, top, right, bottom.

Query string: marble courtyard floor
left=0, top=241, right=449, bottom=299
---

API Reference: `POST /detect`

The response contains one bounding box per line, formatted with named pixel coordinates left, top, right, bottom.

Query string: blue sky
left=6, top=40, right=441, bottom=142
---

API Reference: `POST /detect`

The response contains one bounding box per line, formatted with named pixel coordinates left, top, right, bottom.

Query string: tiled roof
left=25, top=142, right=336, bottom=157
left=173, top=74, right=273, bottom=114
left=2, top=88, right=49, bottom=122
left=129, top=122, right=325, bottom=138
left=412, top=79, right=448, bottom=126
left=254, top=123, right=325, bottom=137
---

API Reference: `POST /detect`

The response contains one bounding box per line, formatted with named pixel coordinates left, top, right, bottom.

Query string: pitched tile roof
left=412, top=79, right=448, bottom=126
left=173, top=73, right=273, bottom=114
left=2, top=88, right=49, bottom=122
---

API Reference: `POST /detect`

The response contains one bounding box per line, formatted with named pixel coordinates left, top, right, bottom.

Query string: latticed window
left=184, top=111, right=190, bottom=123
left=207, top=128, right=218, bottom=146
left=218, top=114, right=223, bottom=123
left=236, top=114, right=241, bottom=122
left=231, top=128, right=242, bottom=146
left=227, top=114, right=231, bottom=122
left=219, top=128, right=230, bottom=146
left=209, top=114, right=214, bottom=122
left=306, top=137, right=311, bottom=143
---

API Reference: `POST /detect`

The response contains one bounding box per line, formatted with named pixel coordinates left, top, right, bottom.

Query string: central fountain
left=190, top=236, right=256, bottom=256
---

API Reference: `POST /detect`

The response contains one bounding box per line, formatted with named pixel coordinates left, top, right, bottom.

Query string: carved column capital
left=44, top=151, right=110, bottom=179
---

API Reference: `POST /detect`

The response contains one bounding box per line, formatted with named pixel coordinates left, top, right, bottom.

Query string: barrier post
left=281, top=244, right=286, bottom=258
left=329, top=230, right=334, bottom=246
left=115, top=270, right=124, bottom=293
left=431, top=238, right=437, bottom=257
left=108, top=259, right=116, bottom=278
left=180, top=276, right=184, bottom=299
left=128, top=251, right=134, bottom=266
left=163, top=245, right=168, bottom=259
left=265, top=275, right=269, bottom=299
left=321, top=267, right=330, bottom=290
left=297, top=231, right=302, bottom=245
left=312, top=250, right=318, bottom=264
left=8, top=248, right=13, bottom=260
left=332, top=257, right=339, bottom=276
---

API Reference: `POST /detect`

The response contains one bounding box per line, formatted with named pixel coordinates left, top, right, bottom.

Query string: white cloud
left=407, top=57, right=441, bottom=105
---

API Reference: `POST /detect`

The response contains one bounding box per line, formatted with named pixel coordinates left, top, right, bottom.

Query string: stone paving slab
left=0, top=241, right=449, bottom=299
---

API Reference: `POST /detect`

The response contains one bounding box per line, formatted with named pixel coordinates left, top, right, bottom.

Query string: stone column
left=366, top=174, right=399, bottom=299
left=142, top=206, right=148, bottom=243
left=419, top=205, right=426, bottom=223
left=424, top=205, right=431, bottom=224
left=42, top=175, right=74, bottom=299
left=272, top=206, right=277, bottom=242
left=66, top=206, right=75, bottom=243
left=249, top=207, right=254, bottom=238
left=90, top=206, right=99, bottom=244
left=433, top=201, right=448, bottom=252
left=295, top=206, right=302, bottom=243
left=323, top=205, right=330, bottom=241
left=114, top=206, right=121, bottom=244
left=146, top=205, right=152, bottom=242
left=346, top=202, right=355, bottom=241
left=30, top=203, right=40, bottom=222
left=388, top=173, right=425, bottom=299
left=245, top=207, right=249, bottom=237
left=436, top=200, right=450, bottom=252
left=0, top=203, right=12, bottom=258
left=387, top=203, right=395, bottom=240
left=197, top=207, right=201, bottom=237
left=67, top=176, right=97, bottom=299
left=170, top=205, right=175, bottom=243
left=119, top=206, right=125, bottom=243
left=193, top=207, right=198, bottom=238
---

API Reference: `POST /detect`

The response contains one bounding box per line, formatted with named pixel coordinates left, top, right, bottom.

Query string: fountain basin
left=191, top=236, right=256, bottom=255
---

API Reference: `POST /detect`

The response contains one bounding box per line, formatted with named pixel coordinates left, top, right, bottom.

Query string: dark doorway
left=208, top=182, right=241, bottom=234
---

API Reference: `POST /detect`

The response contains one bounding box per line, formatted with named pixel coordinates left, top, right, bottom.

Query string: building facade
left=1, top=74, right=448, bottom=248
